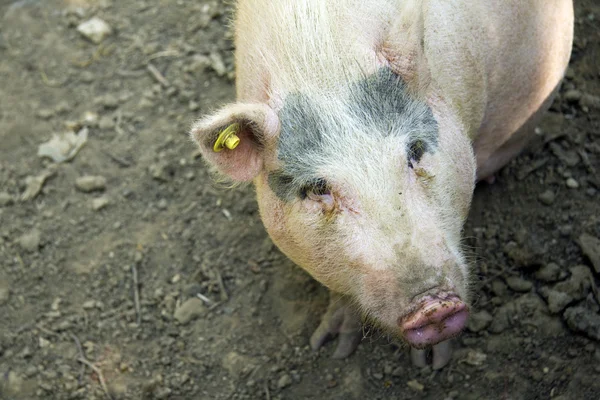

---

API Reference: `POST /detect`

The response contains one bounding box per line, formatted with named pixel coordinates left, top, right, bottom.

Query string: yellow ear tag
left=213, top=123, right=241, bottom=152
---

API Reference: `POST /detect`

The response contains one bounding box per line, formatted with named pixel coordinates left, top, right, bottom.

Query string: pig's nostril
left=400, top=295, right=468, bottom=349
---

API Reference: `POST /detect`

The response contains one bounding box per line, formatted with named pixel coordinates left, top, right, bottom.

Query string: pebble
left=75, top=175, right=107, bottom=192
left=578, top=234, right=600, bottom=274
left=100, top=94, right=119, bottom=109
left=18, top=229, right=41, bottom=252
left=539, top=287, right=573, bottom=314
left=538, top=189, right=556, bottom=205
left=174, top=298, right=207, bottom=324
left=565, top=178, right=579, bottom=189
left=535, top=263, right=565, bottom=282
left=407, top=380, right=424, bottom=392
left=563, top=89, right=582, bottom=103
left=99, top=115, right=115, bottom=130
left=0, top=191, right=14, bottom=206
left=92, top=196, right=110, bottom=211
left=277, top=374, right=293, bottom=389
left=37, top=108, right=55, bottom=120
left=563, top=305, right=600, bottom=340
left=77, top=17, right=112, bottom=44
left=467, top=310, right=493, bottom=333
left=157, top=199, right=168, bottom=210
left=505, top=276, right=533, bottom=292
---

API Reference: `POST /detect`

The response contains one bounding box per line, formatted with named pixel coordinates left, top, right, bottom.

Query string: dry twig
left=77, top=357, right=114, bottom=400
left=146, top=63, right=169, bottom=87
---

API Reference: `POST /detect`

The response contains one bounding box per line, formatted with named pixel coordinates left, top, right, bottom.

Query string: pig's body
left=192, top=0, right=573, bottom=368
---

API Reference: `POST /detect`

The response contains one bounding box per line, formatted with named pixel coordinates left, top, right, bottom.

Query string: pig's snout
left=400, top=294, right=468, bottom=349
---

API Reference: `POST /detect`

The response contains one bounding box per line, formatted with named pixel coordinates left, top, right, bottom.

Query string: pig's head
left=191, top=68, right=475, bottom=348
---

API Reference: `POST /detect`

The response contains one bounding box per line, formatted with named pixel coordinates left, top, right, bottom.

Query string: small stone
left=372, top=372, right=383, bottom=380
left=39, top=337, right=51, bottom=348
left=277, top=374, right=293, bottom=389
left=578, top=234, right=600, bottom=274
left=37, top=109, right=55, bottom=120
left=565, top=178, right=579, bottom=189
left=468, top=310, right=493, bottom=333
left=98, top=115, right=115, bottom=130
left=539, top=287, right=573, bottom=314
left=407, top=379, right=424, bottom=392
left=563, top=89, right=582, bottom=103
left=171, top=274, right=181, bottom=284
left=505, top=276, right=533, bottom=292
left=188, top=101, right=200, bottom=111
left=99, top=94, right=119, bottom=109
left=157, top=199, right=168, bottom=210
left=77, top=17, right=112, bottom=44
left=6, top=371, right=23, bottom=395
left=75, top=175, right=107, bottom=192
left=563, top=305, right=600, bottom=340
left=18, top=229, right=41, bottom=252
left=80, top=71, right=95, bottom=83
left=174, top=298, right=207, bottom=324
left=82, top=300, right=96, bottom=310
left=580, top=94, right=600, bottom=110
left=535, top=263, right=564, bottom=282
left=92, top=196, right=110, bottom=211
left=538, top=190, right=556, bottom=205
left=0, top=191, right=14, bottom=206
left=55, top=101, right=70, bottom=114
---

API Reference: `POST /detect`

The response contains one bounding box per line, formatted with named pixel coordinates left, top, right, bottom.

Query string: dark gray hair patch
left=350, top=67, right=439, bottom=156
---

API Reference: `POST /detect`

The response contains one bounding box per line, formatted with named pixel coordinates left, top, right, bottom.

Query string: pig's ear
left=190, top=103, right=280, bottom=181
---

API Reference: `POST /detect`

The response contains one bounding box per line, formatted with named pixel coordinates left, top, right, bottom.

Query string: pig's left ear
left=190, top=103, right=280, bottom=181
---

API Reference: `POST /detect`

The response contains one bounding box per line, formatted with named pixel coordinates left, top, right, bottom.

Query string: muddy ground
left=0, top=1, right=599, bottom=399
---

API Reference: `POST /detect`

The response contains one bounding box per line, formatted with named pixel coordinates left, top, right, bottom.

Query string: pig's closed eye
left=299, top=178, right=331, bottom=201
left=407, top=139, right=426, bottom=168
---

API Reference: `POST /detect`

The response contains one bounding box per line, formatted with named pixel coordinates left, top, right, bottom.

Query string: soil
left=1, top=1, right=599, bottom=399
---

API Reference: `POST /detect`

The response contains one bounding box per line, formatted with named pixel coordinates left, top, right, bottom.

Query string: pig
left=190, top=0, right=574, bottom=369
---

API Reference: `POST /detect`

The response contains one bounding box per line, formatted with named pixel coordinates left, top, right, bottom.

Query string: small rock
left=209, top=52, right=227, bottom=76
left=491, top=279, right=508, bottom=297
left=188, top=101, right=200, bottom=111
left=277, top=374, right=293, bottom=389
left=92, top=196, right=110, bottom=211
left=563, top=305, right=600, bottom=340
left=463, top=350, right=487, bottom=366
left=565, top=178, right=579, bottom=189
left=157, top=199, right=168, bottom=210
left=539, top=287, right=573, bottom=314
left=488, top=304, right=511, bottom=333
left=535, top=263, right=564, bottom=282
left=580, top=94, right=600, bottom=110
left=173, top=298, right=207, bottom=324
left=0, top=191, right=14, bottom=206
left=505, top=276, right=533, bottom=292
left=538, top=190, right=556, bottom=205
left=82, top=300, right=96, bottom=310
left=554, top=265, right=594, bottom=300
left=407, top=379, right=424, bottom=392
left=563, top=89, right=582, bottom=103
left=99, top=94, right=119, bottom=109
left=578, top=234, right=600, bottom=274
left=222, top=352, right=256, bottom=378
left=98, top=115, right=115, bottom=130
left=37, top=108, right=55, bottom=120
left=75, top=176, right=107, bottom=192
left=18, top=229, right=41, bottom=252
left=467, top=310, right=493, bottom=333
left=5, top=371, right=23, bottom=395
left=77, top=17, right=112, bottom=44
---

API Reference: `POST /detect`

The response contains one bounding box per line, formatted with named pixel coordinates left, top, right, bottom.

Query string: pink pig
left=191, top=0, right=574, bottom=369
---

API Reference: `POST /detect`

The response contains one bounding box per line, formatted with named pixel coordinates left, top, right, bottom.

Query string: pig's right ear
left=190, top=103, right=280, bottom=181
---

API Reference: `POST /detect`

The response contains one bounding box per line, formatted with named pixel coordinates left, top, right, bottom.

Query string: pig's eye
left=299, top=178, right=331, bottom=200
left=407, top=139, right=426, bottom=168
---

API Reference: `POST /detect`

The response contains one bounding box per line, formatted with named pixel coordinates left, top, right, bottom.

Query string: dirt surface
left=0, top=1, right=599, bottom=399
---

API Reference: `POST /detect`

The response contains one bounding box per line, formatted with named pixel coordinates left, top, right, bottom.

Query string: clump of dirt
left=0, top=1, right=599, bottom=399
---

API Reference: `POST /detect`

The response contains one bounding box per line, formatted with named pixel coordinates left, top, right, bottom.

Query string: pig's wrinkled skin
left=191, top=0, right=573, bottom=369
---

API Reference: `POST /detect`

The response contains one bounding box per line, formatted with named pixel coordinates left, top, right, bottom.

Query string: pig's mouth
left=399, top=294, right=469, bottom=349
